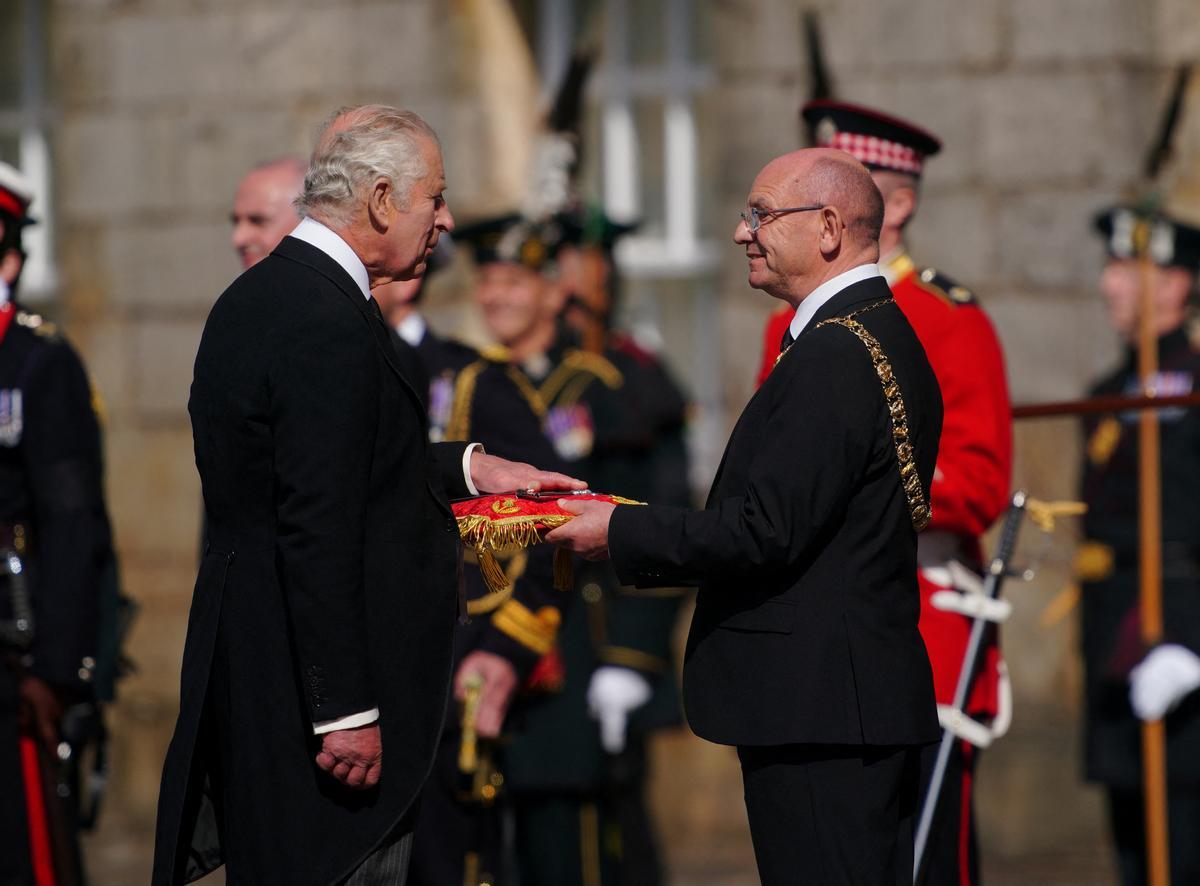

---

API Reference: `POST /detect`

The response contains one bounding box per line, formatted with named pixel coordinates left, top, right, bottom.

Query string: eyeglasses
left=739, top=204, right=824, bottom=234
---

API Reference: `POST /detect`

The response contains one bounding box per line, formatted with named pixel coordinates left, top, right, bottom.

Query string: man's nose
left=231, top=222, right=250, bottom=250
left=439, top=204, right=455, bottom=233
left=733, top=217, right=752, bottom=244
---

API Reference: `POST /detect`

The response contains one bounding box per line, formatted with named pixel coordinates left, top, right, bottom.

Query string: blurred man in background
left=459, top=212, right=682, bottom=886
left=229, top=155, right=306, bottom=270
left=1079, top=206, right=1200, bottom=886
left=0, top=161, right=115, bottom=886
left=555, top=206, right=690, bottom=885
left=755, top=101, right=1012, bottom=885
left=374, top=263, right=574, bottom=886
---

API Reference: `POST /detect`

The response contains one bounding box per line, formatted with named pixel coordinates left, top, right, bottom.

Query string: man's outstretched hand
left=316, top=724, right=382, bottom=789
left=544, top=498, right=616, bottom=561
left=469, top=450, right=586, bottom=495
left=455, top=650, right=519, bottom=738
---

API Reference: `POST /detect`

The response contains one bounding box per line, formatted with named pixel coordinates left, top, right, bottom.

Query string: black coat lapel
left=704, top=275, right=891, bottom=506
left=273, top=237, right=428, bottom=418
left=803, top=275, right=893, bottom=333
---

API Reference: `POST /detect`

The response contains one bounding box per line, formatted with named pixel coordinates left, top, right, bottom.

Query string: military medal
left=0, top=389, right=22, bottom=447
left=427, top=372, right=456, bottom=442
left=544, top=403, right=595, bottom=461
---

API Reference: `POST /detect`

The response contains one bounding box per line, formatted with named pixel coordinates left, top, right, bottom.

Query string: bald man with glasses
left=549, top=148, right=943, bottom=885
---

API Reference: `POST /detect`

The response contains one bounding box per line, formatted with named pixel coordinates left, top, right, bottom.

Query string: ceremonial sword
left=912, top=491, right=1029, bottom=884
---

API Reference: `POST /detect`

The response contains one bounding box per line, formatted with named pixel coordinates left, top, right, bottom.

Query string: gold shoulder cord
left=444, top=360, right=486, bottom=441
left=505, top=366, right=549, bottom=418
left=811, top=299, right=932, bottom=531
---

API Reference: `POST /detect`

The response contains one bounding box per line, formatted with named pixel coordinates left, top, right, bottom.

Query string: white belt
left=937, top=661, right=1013, bottom=748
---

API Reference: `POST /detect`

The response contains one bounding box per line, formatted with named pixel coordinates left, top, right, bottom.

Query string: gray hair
left=295, top=105, right=439, bottom=227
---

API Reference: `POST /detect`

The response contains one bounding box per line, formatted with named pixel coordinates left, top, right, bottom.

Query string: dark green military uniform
left=1, top=303, right=112, bottom=885
left=1079, top=206, right=1200, bottom=886
left=404, top=323, right=574, bottom=886
left=505, top=330, right=689, bottom=886
left=450, top=207, right=690, bottom=884
left=1079, top=329, right=1200, bottom=886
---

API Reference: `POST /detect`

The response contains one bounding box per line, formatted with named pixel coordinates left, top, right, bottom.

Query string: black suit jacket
left=609, top=276, right=942, bottom=748
left=153, top=237, right=470, bottom=885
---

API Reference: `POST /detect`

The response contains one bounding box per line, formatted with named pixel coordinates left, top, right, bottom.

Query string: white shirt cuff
left=463, top=442, right=485, bottom=496
left=312, top=707, right=379, bottom=735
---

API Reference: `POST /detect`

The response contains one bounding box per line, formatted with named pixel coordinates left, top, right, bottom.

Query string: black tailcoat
left=153, top=237, right=470, bottom=885
left=609, top=276, right=942, bottom=748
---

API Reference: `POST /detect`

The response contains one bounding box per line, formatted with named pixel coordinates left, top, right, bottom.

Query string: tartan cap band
left=824, top=132, right=925, bottom=176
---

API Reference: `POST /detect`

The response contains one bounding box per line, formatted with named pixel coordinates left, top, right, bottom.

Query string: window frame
left=0, top=0, right=57, bottom=301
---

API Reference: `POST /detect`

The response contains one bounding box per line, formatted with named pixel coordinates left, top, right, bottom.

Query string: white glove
left=1129, top=644, right=1200, bottom=721
left=587, top=666, right=652, bottom=754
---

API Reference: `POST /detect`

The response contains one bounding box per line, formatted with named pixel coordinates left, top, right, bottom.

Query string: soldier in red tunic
left=754, top=101, right=1012, bottom=884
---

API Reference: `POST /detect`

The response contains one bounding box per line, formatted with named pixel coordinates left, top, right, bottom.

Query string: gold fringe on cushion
left=455, top=500, right=645, bottom=595
left=475, top=547, right=510, bottom=595
left=456, top=513, right=576, bottom=594
left=554, top=547, right=574, bottom=592
left=456, top=513, right=573, bottom=549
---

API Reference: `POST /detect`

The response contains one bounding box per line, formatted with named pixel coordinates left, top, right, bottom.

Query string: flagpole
left=1134, top=219, right=1170, bottom=886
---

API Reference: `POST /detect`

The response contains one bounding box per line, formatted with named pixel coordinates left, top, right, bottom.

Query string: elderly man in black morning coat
left=153, top=105, right=580, bottom=886
left=549, top=147, right=943, bottom=886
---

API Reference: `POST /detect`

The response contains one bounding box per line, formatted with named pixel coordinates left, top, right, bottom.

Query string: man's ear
left=542, top=275, right=568, bottom=317
left=818, top=206, right=844, bottom=257
left=884, top=186, right=918, bottom=231
left=0, top=249, right=22, bottom=288
left=1160, top=266, right=1194, bottom=313
left=366, top=178, right=393, bottom=232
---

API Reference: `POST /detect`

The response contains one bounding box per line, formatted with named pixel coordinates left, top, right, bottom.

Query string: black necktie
left=779, top=327, right=795, bottom=355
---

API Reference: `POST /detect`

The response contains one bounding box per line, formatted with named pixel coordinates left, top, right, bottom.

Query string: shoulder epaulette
left=15, top=310, right=59, bottom=338
left=916, top=268, right=976, bottom=307
left=561, top=349, right=623, bottom=389
left=478, top=344, right=513, bottom=364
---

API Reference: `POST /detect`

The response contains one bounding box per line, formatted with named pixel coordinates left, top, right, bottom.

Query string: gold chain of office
left=812, top=298, right=932, bottom=532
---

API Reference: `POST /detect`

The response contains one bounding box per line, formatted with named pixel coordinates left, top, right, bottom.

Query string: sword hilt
left=1025, top=498, right=1087, bottom=533
left=458, top=674, right=484, bottom=775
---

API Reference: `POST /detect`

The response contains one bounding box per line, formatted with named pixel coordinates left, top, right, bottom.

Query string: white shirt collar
left=395, top=312, right=427, bottom=347
left=787, top=262, right=882, bottom=339
left=288, top=217, right=372, bottom=300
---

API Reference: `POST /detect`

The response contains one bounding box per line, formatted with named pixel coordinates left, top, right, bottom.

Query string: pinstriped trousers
left=342, top=830, right=414, bottom=885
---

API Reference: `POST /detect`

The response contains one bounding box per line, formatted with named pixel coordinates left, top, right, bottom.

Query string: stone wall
left=38, top=0, right=1200, bottom=879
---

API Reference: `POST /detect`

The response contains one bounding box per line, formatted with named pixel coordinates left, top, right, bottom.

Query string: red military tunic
left=753, top=252, right=1012, bottom=716
left=890, top=251, right=1012, bottom=716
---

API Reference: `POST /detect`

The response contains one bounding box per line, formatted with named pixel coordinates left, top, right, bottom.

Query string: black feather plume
left=1145, top=64, right=1193, bottom=182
